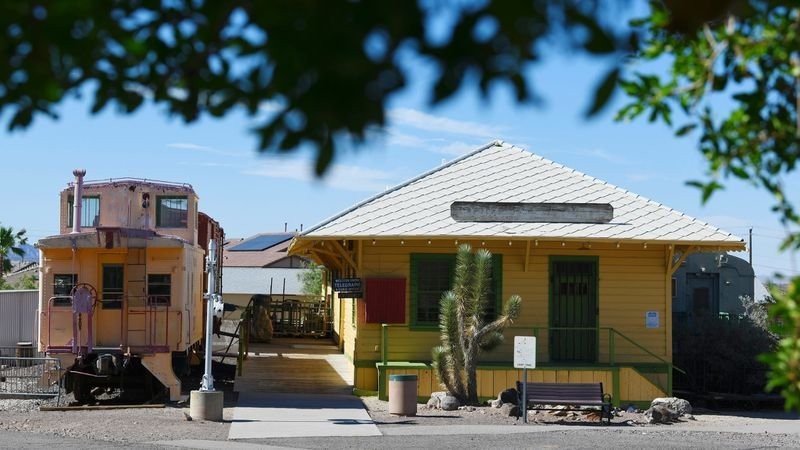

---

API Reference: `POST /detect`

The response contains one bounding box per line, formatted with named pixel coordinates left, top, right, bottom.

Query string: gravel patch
left=361, top=395, right=647, bottom=427
left=0, top=394, right=234, bottom=444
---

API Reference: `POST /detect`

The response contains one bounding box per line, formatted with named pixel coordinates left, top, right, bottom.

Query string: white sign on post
left=514, top=336, right=537, bottom=369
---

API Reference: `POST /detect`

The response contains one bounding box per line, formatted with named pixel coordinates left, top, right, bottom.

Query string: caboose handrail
left=68, top=177, right=193, bottom=190
left=127, top=297, right=182, bottom=353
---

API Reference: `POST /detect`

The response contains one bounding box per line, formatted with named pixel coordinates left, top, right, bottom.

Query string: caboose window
left=147, top=274, right=171, bottom=306
left=67, top=195, right=100, bottom=228
left=101, top=265, right=124, bottom=309
left=53, top=274, right=77, bottom=307
left=156, top=196, right=188, bottom=228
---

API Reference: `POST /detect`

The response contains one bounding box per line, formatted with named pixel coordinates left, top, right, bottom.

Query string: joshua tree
left=0, top=226, right=27, bottom=280
left=432, top=244, right=521, bottom=405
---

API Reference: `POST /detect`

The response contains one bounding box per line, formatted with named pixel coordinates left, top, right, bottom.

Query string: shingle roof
left=300, top=141, right=744, bottom=246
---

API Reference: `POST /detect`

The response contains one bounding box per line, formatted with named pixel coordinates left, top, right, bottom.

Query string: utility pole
left=749, top=227, right=753, bottom=266
left=201, top=239, right=219, bottom=392
left=190, top=239, right=224, bottom=421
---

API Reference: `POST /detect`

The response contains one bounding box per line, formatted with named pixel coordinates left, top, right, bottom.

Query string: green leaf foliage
left=586, top=67, right=620, bottom=117
left=0, top=1, right=637, bottom=174
left=297, top=260, right=324, bottom=296
left=0, top=226, right=27, bottom=277
left=619, top=2, right=800, bottom=243
left=760, top=278, right=800, bottom=411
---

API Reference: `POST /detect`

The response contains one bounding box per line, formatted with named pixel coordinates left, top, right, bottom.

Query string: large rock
left=651, top=397, right=692, bottom=416
left=426, top=391, right=447, bottom=408
left=426, top=391, right=460, bottom=411
left=440, top=396, right=460, bottom=411
left=644, top=404, right=679, bottom=424
left=499, top=388, right=518, bottom=405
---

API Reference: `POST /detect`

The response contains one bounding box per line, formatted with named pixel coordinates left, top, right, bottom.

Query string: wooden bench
left=516, top=381, right=612, bottom=424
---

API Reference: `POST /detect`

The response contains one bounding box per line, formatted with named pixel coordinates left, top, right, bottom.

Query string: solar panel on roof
left=228, top=234, right=293, bottom=251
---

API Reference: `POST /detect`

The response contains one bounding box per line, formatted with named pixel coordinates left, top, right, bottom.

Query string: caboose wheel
left=72, top=376, right=94, bottom=404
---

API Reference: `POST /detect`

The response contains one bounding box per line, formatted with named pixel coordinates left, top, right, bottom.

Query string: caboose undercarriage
left=64, top=352, right=161, bottom=403
left=55, top=349, right=189, bottom=404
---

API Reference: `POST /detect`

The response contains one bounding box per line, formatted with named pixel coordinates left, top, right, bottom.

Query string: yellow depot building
left=289, top=141, right=745, bottom=407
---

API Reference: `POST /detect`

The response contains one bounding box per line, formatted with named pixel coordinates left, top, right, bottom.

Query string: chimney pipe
left=72, top=169, right=86, bottom=234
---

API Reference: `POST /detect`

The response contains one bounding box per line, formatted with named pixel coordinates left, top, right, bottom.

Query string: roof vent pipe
left=72, top=169, right=86, bottom=234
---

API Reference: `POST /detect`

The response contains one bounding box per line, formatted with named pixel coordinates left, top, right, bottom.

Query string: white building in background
left=221, top=233, right=312, bottom=315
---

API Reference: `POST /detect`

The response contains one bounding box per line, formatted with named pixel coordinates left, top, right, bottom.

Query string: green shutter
left=409, top=252, right=503, bottom=328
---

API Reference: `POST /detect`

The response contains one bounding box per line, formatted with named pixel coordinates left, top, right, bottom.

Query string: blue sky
left=2, top=49, right=798, bottom=280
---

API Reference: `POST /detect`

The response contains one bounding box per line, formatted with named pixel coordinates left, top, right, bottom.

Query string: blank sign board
left=514, top=336, right=537, bottom=368
left=451, top=202, right=613, bottom=223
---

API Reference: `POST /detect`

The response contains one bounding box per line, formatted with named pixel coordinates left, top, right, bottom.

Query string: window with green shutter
left=409, top=253, right=502, bottom=329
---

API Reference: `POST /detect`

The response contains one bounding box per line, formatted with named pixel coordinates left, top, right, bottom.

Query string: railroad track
left=40, top=404, right=166, bottom=411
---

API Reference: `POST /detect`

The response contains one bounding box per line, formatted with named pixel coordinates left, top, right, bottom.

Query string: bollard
left=16, top=342, right=33, bottom=367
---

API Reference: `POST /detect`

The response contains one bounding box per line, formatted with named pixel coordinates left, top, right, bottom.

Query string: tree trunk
left=464, top=336, right=480, bottom=404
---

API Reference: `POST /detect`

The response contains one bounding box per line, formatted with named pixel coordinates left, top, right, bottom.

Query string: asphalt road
left=3, top=428, right=800, bottom=449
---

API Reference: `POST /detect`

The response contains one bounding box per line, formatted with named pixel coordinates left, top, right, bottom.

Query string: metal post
left=609, top=329, right=615, bottom=365
left=381, top=324, right=388, bottom=365
left=522, top=367, right=528, bottom=424
left=71, top=169, right=86, bottom=234
left=200, top=240, right=218, bottom=392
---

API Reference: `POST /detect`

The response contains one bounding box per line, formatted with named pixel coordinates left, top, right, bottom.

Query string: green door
left=549, top=257, right=598, bottom=363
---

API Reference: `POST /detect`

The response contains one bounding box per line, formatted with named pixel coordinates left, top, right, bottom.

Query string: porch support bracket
left=667, top=245, right=698, bottom=275
left=331, top=240, right=359, bottom=274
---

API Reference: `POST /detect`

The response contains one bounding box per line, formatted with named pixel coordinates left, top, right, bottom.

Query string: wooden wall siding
left=619, top=367, right=665, bottom=402
left=39, top=246, right=199, bottom=352
left=340, top=292, right=357, bottom=361
left=350, top=240, right=669, bottom=366
left=330, top=286, right=343, bottom=347
left=380, top=366, right=665, bottom=404
left=355, top=366, right=378, bottom=391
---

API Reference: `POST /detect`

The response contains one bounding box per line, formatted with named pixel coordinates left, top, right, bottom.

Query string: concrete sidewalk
left=227, top=339, right=379, bottom=439
left=227, top=392, right=380, bottom=439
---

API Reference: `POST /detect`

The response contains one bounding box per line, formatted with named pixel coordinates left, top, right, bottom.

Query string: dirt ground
left=1, top=390, right=799, bottom=445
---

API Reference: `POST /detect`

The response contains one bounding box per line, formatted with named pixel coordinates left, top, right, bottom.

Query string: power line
left=753, top=263, right=799, bottom=275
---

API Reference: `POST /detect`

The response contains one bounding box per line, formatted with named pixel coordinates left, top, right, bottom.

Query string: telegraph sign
left=333, top=278, right=362, bottom=292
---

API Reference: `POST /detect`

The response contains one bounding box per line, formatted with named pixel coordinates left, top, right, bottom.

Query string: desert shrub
left=673, top=300, right=778, bottom=395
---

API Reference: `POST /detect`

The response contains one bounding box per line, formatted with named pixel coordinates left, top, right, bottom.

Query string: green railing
left=378, top=324, right=533, bottom=364
left=532, top=326, right=685, bottom=394
left=380, top=323, right=683, bottom=394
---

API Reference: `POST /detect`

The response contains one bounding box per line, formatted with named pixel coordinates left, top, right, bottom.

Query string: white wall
left=222, top=267, right=307, bottom=296
left=0, top=290, right=38, bottom=350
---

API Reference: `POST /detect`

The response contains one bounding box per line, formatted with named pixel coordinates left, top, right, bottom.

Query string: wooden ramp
left=234, top=337, right=353, bottom=395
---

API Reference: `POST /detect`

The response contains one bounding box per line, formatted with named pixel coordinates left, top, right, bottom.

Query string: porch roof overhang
left=288, top=234, right=745, bottom=274
left=289, top=235, right=745, bottom=252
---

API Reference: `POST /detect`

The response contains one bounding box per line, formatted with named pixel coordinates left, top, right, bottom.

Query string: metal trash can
left=388, top=374, right=418, bottom=416
left=16, top=342, right=33, bottom=367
